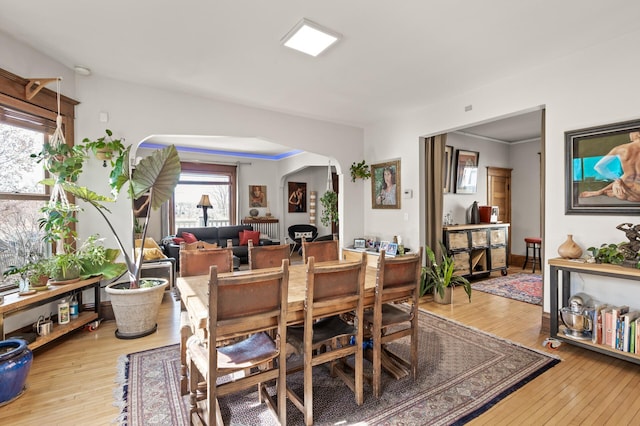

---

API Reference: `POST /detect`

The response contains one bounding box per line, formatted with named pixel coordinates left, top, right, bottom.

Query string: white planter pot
left=105, top=278, right=168, bottom=339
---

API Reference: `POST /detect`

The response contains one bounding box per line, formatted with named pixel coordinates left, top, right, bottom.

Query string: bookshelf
left=443, top=223, right=509, bottom=277
left=549, top=258, right=640, bottom=364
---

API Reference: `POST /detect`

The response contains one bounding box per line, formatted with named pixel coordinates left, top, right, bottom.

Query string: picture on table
left=379, top=240, right=390, bottom=253
left=288, top=182, right=307, bottom=213
left=386, top=242, right=398, bottom=256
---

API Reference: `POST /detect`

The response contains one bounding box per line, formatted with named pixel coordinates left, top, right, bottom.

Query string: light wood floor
left=3, top=268, right=640, bottom=425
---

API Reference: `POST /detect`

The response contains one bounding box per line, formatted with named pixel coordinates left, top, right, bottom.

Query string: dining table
left=177, top=259, right=412, bottom=379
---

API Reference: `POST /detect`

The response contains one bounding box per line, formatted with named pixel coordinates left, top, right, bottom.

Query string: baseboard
left=510, top=254, right=526, bottom=267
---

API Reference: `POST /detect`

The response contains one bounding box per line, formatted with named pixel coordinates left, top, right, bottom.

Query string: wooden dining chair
left=179, top=246, right=234, bottom=277
left=187, top=260, right=290, bottom=425
left=301, top=238, right=340, bottom=263
left=248, top=240, right=290, bottom=270
left=286, top=253, right=367, bottom=426
left=362, top=247, right=423, bottom=398
left=178, top=245, right=234, bottom=396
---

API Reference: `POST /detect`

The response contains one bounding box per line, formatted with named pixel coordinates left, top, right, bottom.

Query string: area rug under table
left=114, top=309, right=558, bottom=425
left=471, top=272, right=542, bottom=305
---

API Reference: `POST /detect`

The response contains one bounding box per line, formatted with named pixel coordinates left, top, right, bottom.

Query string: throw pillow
left=239, top=230, right=261, bottom=246
left=135, top=247, right=166, bottom=261
left=172, top=237, right=185, bottom=244
left=182, top=232, right=198, bottom=244
left=294, top=231, right=314, bottom=240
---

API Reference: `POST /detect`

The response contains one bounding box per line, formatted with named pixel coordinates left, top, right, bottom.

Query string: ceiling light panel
left=281, top=18, right=341, bottom=57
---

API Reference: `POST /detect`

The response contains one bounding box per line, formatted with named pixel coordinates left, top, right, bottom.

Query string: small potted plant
left=82, top=129, right=126, bottom=167
left=320, top=190, right=338, bottom=227
left=349, top=160, right=371, bottom=182
left=422, top=243, right=471, bottom=304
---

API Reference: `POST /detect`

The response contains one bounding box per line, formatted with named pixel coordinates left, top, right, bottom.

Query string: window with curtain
left=0, top=68, right=77, bottom=292
left=170, top=162, right=237, bottom=232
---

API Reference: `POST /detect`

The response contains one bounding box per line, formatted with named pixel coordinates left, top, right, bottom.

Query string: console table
left=549, top=258, right=640, bottom=364
left=0, top=276, right=101, bottom=350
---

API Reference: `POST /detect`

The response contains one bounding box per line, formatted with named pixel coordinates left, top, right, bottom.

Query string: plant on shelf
left=422, top=243, right=471, bottom=303
left=349, top=160, right=371, bottom=182
left=587, top=243, right=626, bottom=266
left=320, top=190, right=338, bottom=226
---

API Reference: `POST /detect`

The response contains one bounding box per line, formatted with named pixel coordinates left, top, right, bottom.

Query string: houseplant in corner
left=423, top=243, right=471, bottom=304
left=46, top=132, right=180, bottom=338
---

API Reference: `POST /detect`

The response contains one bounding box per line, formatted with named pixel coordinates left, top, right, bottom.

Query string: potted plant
left=320, top=190, right=338, bottom=227
left=422, top=243, right=471, bottom=304
left=82, top=129, right=126, bottom=167
left=349, top=160, right=371, bottom=182
left=47, top=139, right=181, bottom=338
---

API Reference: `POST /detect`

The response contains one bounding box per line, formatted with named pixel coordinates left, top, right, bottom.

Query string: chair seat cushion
left=363, top=303, right=412, bottom=327
left=287, top=316, right=356, bottom=347
left=188, top=332, right=278, bottom=371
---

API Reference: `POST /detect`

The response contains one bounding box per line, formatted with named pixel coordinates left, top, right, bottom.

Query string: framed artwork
left=444, top=145, right=454, bottom=193
left=371, top=159, right=401, bottom=209
left=379, top=240, right=390, bottom=252
left=288, top=182, right=307, bottom=213
left=455, top=149, right=479, bottom=194
left=565, top=119, right=640, bottom=214
left=386, top=242, right=398, bottom=256
left=133, top=194, right=150, bottom=218
left=354, top=238, right=366, bottom=249
left=249, top=185, right=267, bottom=207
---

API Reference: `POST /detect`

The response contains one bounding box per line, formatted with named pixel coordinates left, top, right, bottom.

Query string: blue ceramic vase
left=0, top=338, right=33, bottom=406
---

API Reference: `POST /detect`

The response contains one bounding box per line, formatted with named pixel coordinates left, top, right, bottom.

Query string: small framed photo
left=354, top=238, right=366, bottom=249
left=379, top=240, right=390, bottom=252
left=386, top=242, right=398, bottom=256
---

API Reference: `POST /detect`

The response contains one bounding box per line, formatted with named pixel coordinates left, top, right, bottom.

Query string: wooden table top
left=177, top=260, right=378, bottom=330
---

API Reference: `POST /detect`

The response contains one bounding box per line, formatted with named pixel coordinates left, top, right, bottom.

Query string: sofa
left=165, top=225, right=271, bottom=270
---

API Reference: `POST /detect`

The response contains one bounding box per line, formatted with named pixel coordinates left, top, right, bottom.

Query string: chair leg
left=180, top=312, right=192, bottom=396
left=523, top=243, right=530, bottom=270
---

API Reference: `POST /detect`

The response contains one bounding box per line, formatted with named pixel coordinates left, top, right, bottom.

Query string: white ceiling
left=2, top=1, right=637, bottom=151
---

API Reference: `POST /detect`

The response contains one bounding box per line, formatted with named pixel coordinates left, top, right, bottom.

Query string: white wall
left=510, top=140, right=541, bottom=255
left=365, top=28, right=640, bottom=312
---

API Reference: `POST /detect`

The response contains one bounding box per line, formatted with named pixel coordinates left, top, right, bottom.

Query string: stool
left=523, top=237, right=542, bottom=273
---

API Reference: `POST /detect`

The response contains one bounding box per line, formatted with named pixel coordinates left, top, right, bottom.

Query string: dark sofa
left=165, top=225, right=270, bottom=270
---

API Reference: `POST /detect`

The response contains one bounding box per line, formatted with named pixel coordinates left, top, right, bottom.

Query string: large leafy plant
left=422, top=243, right=472, bottom=302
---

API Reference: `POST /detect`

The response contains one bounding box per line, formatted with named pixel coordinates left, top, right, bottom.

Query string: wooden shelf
left=443, top=224, right=509, bottom=277
left=8, top=311, right=99, bottom=350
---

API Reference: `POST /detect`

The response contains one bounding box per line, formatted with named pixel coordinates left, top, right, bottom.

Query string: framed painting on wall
left=288, top=182, right=307, bottom=213
left=249, top=185, right=267, bottom=207
left=565, top=119, right=640, bottom=214
left=444, top=145, right=454, bottom=193
left=455, top=149, right=479, bottom=194
left=371, top=159, right=401, bottom=209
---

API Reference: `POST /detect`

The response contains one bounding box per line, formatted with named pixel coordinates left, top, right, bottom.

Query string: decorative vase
left=558, top=234, right=582, bottom=259
left=0, top=339, right=33, bottom=406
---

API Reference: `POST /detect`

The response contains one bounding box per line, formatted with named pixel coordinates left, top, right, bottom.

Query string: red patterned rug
left=114, top=309, right=558, bottom=425
left=471, top=273, right=542, bottom=305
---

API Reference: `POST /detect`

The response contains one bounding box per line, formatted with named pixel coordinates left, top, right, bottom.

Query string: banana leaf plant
left=43, top=144, right=181, bottom=289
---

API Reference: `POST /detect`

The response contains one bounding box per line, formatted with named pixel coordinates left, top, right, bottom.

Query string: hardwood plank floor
left=3, top=268, right=640, bottom=425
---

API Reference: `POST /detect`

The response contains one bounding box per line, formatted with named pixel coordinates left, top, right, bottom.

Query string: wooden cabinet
left=0, top=276, right=101, bottom=350
left=443, top=223, right=509, bottom=277
left=549, top=258, right=640, bottom=365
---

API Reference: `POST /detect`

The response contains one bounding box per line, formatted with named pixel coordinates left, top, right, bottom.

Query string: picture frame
left=565, top=119, right=640, bottom=214
left=379, top=240, right=390, bottom=253
left=353, top=238, right=366, bottom=249
left=455, top=149, right=480, bottom=194
left=371, top=159, right=401, bottom=209
left=249, top=185, right=267, bottom=207
left=444, top=145, right=454, bottom=193
left=288, top=182, right=307, bottom=213
left=386, top=242, right=398, bottom=256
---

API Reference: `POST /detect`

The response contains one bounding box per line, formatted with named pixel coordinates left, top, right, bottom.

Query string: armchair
left=287, top=224, right=318, bottom=255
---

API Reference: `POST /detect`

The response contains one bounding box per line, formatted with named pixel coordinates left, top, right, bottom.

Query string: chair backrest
left=288, top=224, right=318, bottom=243
left=305, top=253, right=366, bottom=320
left=375, top=247, right=423, bottom=307
left=248, top=240, right=290, bottom=270
left=302, top=238, right=340, bottom=263
left=209, top=260, right=289, bottom=340
left=180, top=247, right=234, bottom=277
left=180, top=241, right=219, bottom=250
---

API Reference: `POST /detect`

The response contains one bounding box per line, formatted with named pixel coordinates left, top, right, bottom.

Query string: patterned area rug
left=114, top=309, right=558, bottom=425
left=471, top=273, right=542, bottom=305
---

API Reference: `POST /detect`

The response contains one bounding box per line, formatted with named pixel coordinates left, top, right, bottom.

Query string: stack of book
left=592, top=304, right=640, bottom=353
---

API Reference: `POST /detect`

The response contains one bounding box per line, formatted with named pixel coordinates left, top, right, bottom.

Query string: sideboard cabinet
left=443, top=223, right=510, bottom=277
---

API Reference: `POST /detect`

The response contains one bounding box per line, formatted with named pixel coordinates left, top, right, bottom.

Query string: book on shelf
left=636, top=317, right=640, bottom=355
left=604, top=308, right=613, bottom=347
left=592, top=304, right=610, bottom=345
left=631, top=319, right=637, bottom=354
left=611, top=305, right=629, bottom=350
left=623, top=311, right=640, bottom=352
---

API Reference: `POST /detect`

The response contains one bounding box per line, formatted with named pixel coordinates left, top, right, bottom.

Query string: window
left=170, top=162, right=237, bottom=232
left=0, top=68, right=77, bottom=292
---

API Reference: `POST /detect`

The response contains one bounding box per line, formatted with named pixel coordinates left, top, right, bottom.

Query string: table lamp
left=197, top=194, right=212, bottom=226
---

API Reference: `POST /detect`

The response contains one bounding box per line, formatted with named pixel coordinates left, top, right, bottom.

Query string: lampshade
left=197, top=194, right=212, bottom=208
